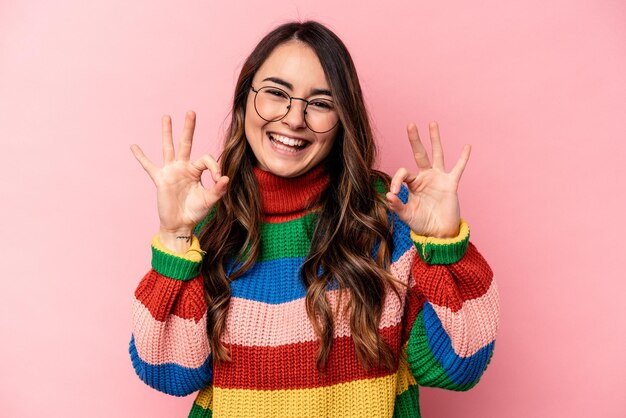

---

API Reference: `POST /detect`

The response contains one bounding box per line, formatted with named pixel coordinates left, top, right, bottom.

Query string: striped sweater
left=129, top=165, right=499, bottom=417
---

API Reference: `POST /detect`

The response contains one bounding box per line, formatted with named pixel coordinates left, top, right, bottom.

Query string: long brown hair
left=198, top=21, right=402, bottom=372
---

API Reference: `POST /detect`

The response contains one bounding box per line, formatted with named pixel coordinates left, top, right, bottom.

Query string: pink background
left=1, top=0, right=624, bottom=416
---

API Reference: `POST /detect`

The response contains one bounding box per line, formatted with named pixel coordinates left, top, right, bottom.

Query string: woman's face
left=245, top=40, right=339, bottom=178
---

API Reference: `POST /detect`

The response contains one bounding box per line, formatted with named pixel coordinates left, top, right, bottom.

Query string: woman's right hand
left=130, top=111, right=229, bottom=250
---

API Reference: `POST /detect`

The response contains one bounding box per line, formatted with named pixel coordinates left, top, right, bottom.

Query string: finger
left=192, top=154, right=222, bottom=182
left=130, top=144, right=157, bottom=180
left=389, top=167, right=418, bottom=194
left=162, top=115, right=175, bottom=163
left=429, top=121, right=445, bottom=170
left=407, top=123, right=432, bottom=171
left=177, top=110, right=196, bottom=162
left=451, top=144, right=472, bottom=181
left=385, top=192, right=410, bottom=221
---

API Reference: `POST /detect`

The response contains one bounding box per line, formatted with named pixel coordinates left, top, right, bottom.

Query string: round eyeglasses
left=250, top=86, right=340, bottom=133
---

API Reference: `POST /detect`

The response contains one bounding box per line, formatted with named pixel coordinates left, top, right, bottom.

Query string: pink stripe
left=393, top=246, right=417, bottom=288
left=430, top=279, right=499, bottom=357
left=222, top=250, right=414, bottom=347
left=405, top=247, right=418, bottom=289
left=132, top=297, right=210, bottom=368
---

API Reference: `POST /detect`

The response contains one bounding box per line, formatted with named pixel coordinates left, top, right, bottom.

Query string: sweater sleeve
left=404, top=220, right=500, bottom=391
left=128, top=234, right=213, bottom=396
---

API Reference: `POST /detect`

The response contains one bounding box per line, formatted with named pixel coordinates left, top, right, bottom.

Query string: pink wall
left=1, top=0, right=624, bottom=416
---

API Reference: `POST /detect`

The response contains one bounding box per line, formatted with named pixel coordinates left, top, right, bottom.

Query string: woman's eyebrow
left=262, top=76, right=332, bottom=97
left=311, top=88, right=332, bottom=97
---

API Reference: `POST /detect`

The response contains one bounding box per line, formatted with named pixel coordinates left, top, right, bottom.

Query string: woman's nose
left=282, top=99, right=307, bottom=130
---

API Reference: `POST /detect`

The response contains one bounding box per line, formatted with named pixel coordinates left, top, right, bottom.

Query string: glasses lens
left=254, top=87, right=290, bottom=121
left=304, top=99, right=339, bottom=133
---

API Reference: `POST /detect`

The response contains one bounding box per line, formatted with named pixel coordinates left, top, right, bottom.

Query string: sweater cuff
left=410, top=219, right=470, bottom=265
left=151, top=234, right=205, bottom=281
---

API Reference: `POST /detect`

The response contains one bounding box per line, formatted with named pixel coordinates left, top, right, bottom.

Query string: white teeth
left=270, top=133, right=306, bottom=147
left=273, top=141, right=298, bottom=153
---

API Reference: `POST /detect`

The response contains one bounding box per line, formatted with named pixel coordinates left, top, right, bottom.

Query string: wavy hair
left=198, top=21, right=403, bottom=372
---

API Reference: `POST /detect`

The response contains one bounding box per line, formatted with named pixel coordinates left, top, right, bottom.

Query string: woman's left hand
left=386, top=121, right=471, bottom=238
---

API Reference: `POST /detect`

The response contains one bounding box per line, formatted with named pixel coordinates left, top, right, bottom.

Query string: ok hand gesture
left=130, top=111, right=229, bottom=245
left=386, top=122, right=470, bottom=238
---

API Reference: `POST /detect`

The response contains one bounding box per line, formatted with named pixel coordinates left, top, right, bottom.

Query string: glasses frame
left=250, top=86, right=340, bottom=134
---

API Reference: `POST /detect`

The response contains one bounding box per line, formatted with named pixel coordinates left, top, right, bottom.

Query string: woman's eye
left=310, top=100, right=333, bottom=110
left=265, top=89, right=289, bottom=99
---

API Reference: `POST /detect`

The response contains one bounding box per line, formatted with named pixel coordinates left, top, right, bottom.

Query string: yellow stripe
left=194, top=376, right=396, bottom=418
left=151, top=233, right=205, bottom=262
left=194, top=385, right=213, bottom=409
left=410, top=218, right=469, bottom=246
left=395, top=343, right=417, bottom=395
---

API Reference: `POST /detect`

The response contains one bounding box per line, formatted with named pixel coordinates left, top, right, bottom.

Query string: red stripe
left=411, top=242, right=493, bottom=312
left=214, top=324, right=403, bottom=390
left=135, top=269, right=206, bottom=322
left=255, top=164, right=329, bottom=217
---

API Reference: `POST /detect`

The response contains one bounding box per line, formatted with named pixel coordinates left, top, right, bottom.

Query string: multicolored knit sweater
left=129, top=165, right=499, bottom=417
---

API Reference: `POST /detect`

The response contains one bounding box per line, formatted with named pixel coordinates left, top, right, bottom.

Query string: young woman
left=129, top=20, right=499, bottom=418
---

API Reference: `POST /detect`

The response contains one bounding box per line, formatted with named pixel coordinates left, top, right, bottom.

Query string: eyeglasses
left=250, top=86, right=339, bottom=133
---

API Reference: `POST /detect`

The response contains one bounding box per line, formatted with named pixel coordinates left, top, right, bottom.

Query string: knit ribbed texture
left=253, top=164, right=329, bottom=220
left=129, top=165, right=499, bottom=417
left=151, top=234, right=204, bottom=281
left=410, top=220, right=470, bottom=265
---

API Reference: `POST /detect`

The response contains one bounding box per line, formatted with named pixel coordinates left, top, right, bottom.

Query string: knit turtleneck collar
left=253, top=164, right=330, bottom=218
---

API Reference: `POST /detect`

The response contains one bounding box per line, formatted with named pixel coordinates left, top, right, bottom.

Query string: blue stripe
left=230, top=257, right=307, bottom=304
left=422, top=302, right=495, bottom=386
left=129, top=335, right=213, bottom=396
left=373, top=185, right=413, bottom=263
left=389, top=213, right=413, bottom=263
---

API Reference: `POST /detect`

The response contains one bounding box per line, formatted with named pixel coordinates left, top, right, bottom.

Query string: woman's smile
left=266, top=131, right=309, bottom=153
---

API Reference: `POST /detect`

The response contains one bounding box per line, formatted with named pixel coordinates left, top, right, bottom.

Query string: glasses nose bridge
left=286, top=96, right=309, bottom=115
left=283, top=96, right=309, bottom=129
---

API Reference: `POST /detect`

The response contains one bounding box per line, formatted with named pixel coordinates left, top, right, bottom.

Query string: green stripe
left=151, top=245, right=201, bottom=281
left=406, top=311, right=475, bottom=391
left=412, top=232, right=469, bottom=265
left=193, top=210, right=318, bottom=263
left=374, top=177, right=388, bottom=196
left=393, top=384, right=421, bottom=418
left=188, top=402, right=212, bottom=418
left=256, top=212, right=318, bottom=262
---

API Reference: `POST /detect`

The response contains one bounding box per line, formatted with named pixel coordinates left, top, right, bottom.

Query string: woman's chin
left=260, top=161, right=310, bottom=178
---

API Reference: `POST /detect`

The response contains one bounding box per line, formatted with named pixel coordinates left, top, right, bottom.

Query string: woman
left=129, top=20, right=499, bottom=418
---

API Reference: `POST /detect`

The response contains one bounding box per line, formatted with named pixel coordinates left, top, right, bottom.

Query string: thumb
left=203, top=176, right=229, bottom=207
